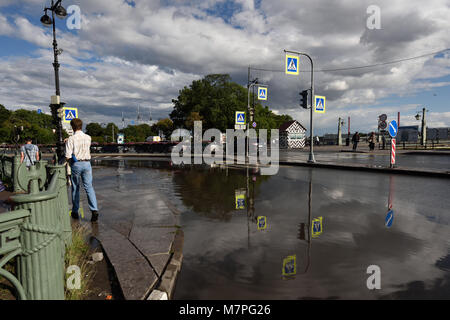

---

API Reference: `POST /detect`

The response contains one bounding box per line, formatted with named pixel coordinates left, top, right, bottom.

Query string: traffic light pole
left=284, top=50, right=315, bottom=163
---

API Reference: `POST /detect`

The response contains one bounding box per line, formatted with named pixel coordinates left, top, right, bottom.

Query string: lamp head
left=415, top=113, right=421, bottom=120
left=55, top=4, right=67, bottom=19
left=40, top=11, right=53, bottom=26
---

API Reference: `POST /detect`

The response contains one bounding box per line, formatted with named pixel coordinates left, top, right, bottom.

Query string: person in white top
left=65, top=118, right=99, bottom=222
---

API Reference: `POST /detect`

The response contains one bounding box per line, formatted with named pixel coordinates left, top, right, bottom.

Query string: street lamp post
left=284, top=50, right=315, bottom=163
left=247, top=79, right=268, bottom=162
left=40, top=0, right=67, bottom=163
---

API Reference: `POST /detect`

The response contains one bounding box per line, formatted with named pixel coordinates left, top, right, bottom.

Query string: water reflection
left=88, top=159, right=450, bottom=299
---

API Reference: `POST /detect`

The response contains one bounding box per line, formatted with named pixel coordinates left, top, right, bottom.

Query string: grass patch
left=64, top=224, right=96, bottom=300
left=0, top=258, right=17, bottom=300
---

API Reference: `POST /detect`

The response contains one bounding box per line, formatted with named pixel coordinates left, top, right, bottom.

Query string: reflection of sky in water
left=91, top=160, right=450, bottom=299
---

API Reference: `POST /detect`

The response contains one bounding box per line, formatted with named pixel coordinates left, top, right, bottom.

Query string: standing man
left=20, top=137, right=39, bottom=167
left=65, top=118, right=99, bottom=222
left=352, top=132, right=360, bottom=151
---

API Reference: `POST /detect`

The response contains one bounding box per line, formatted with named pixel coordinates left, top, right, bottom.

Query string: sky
left=0, top=0, right=450, bottom=135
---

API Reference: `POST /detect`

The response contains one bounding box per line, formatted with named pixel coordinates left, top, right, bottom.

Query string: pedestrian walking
left=352, top=132, right=360, bottom=151
left=20, top=137, right=39, bottom=167
left=65, top=118, right=99, bottom=222
left=368, top=132, right=376, bottom=151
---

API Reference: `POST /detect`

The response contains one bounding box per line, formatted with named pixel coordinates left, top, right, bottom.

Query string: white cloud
left=0, top=0, right=449, bottom=132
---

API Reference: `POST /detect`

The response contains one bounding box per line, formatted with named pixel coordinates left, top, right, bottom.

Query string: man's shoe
left=91, top=211, right=99, bottom=222
left=71, top=211, right=79, bottom=219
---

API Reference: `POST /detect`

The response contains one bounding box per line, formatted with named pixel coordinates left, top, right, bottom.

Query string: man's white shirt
left=65, top=131, right=92, bottom=160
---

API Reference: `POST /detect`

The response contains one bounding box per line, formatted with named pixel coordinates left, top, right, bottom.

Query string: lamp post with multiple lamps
left=40, top=0, right=67, bottom=163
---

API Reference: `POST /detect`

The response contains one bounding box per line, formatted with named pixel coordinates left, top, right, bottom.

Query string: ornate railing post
left=9, top=167, right=65, bottom=300
left=12, top=153, right=22, bottom=193
left=0, top=209, right=31, bottom=300
left=47, top=164, right=72, bottom=246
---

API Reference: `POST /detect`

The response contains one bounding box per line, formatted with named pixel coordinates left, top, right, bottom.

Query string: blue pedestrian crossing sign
left=285, top=54, right=299, bottom=75
left=37, top=109, right=42, bottom=114
left=63, top=107, right=78, bottom=123
left=388, top=120, right=398, bottom=138
left=314, top=96, right=326, bottom=113
left=385, top=210, right=394, bottom=228
left=258, top=87, right=267, bottom=100
left=235, top=111, right=246, bottom=125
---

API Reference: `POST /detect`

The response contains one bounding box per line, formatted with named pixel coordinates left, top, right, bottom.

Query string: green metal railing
left=0, top=153, right=22, bottom=192
left=0, top=158, right=71, bottom=300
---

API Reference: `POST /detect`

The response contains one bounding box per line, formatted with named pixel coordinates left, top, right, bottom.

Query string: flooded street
left=93, top=159, right=450, bottom=299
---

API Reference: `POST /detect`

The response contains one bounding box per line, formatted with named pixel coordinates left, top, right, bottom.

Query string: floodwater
left=93, top=159, right=450, bottom=299
left=281, top=150, right=450, bottom=171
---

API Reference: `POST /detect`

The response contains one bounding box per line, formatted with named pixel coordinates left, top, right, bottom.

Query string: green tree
left=105, top=123, right=119, bottom=143
left=151, top=118, right=174, bottom=139
left=85, top=122, right=104, bottom=137
left=169, top=74, right=292, bottom=132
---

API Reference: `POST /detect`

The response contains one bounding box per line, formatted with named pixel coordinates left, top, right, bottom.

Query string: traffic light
left=300, top=90, right=308, bottom=109
left=57, top=107, right=65, bottom=119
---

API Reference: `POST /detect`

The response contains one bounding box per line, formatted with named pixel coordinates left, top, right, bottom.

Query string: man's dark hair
left=70, top=118, right=83, bottom=131
left=25, top=137, right=32, bottom=142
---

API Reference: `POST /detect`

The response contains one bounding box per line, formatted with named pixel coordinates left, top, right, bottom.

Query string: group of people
left=17, top=118, right=99, bottom=222
left=351, top=131, right=386, bottom=151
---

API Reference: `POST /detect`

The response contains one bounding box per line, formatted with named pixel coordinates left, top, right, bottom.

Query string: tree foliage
left=0, top=104, right=60, bottom=144
left=169, top=74, right=292, bottom=132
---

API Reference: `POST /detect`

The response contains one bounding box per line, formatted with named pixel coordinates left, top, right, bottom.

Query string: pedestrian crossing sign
left=258, top=87, right=267, bottom=100
left=257, top=216, right=267, bottom=230
left=235, top=111, right=246, bottom=125
left=282, top=255, right=296, bottom=276
left=63, top=107, right=78, bottom=123
left=235, top=194, right=246, bottom=210
left=314, top=96, right=326, bottom=113
left=312, top=216, right=323, bottom=237
left=285, top=54, right=299, bottom=75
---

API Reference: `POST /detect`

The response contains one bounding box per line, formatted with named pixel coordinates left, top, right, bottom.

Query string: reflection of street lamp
left=40, top=0, right=67, bottom=163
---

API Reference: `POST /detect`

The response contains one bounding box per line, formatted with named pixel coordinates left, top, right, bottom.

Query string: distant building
left=398, top=126, right=419, bottom=142
left=279, top=120, right=307, bottom=149
left=427, top=127, right=450, bottom=141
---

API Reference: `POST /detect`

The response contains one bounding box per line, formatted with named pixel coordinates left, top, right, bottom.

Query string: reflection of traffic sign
left=235, top=190, right=246, bottom=210
left=235, top=111, right=246, bottom=125
left=117, top=133, right=124, bottom=144
left=257, top=216, right=267, bottom=230
left=282, top=255, right=296, bottom=276
left=252, top=122, right=257, bottom=128
left=258, top=87, right=267, bottom=100
left=311, top=217, right=323, bottom=238
left=379, top=120, right=387, bottom=130
left=314, top=96, right=326, bottom=113
left=285, top=54, right=299, bottom=75
left=385, top=210, right=394, bottom=228
left=63, top=107, right=78, bottom=123
left=388, top=120, right=398, bottom=138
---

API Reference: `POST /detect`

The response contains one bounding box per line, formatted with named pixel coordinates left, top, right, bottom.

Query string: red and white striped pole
left=390, top=138, right=396, bottom=167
